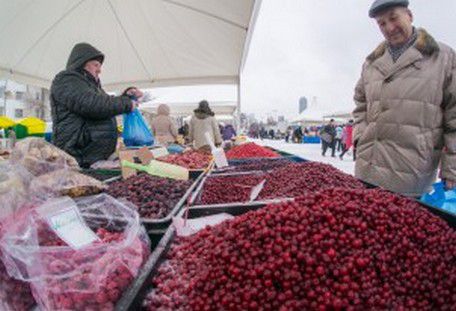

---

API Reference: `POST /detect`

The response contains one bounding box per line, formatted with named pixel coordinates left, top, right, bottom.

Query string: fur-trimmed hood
left=366, top=28, right=439, bottom=63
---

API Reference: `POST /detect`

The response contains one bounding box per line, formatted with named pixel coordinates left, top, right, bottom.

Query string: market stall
left=1, top=136, right=455, bottom=310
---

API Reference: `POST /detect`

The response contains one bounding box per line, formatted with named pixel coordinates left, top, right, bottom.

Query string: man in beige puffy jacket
left=353, top=0, right=456, bottom=197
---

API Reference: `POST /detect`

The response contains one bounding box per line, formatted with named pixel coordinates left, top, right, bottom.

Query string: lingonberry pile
left=226, top=143, right=280, bottom=159
left=199, top=163, right=364, bottom=204
left=107, top=174, right=193, bottom=219
left=198, top=174, right=265, bottom=204
left=144, top=188, right=456, bottom=310
left=258, top=162, right=365, bottom=200
left=32, top=224, right=149, bottom=311
left=157, top=150, right=212, bottom=169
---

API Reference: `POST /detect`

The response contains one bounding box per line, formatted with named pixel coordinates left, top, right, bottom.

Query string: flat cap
left=369, top=0, right=409, bottom=17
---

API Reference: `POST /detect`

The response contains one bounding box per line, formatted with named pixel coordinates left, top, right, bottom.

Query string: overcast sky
left=150, top=0, right=456, bottom=120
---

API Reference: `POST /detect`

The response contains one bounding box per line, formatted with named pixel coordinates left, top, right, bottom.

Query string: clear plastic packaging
left=10, top=137, right=79, bottom=176
left=0, top=162, right=34, bottom=220
left=30, top=169, right=107, bottom=198
left=0, top=220, right=36, bottom=311
left=0, top=194, right=150, bottom=311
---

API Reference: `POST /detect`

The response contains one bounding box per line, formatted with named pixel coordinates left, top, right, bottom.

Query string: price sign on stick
left=250, top=180, right=266, bottom=202
left=204, top=132, right=228, bottom=168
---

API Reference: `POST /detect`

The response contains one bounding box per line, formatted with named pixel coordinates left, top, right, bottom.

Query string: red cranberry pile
left=143, top=188, right=456, bottom=310
left=198, top=174, right=265, bottom=205
left=31, top=224, right=149, bottom=311
left=107, top=174, right=193, bottom=219
left=157, top=150, right=212, bottom=169
left=258, top=162, right=365, bottom=200
left=226, top=142, right=280, bottom=159
left=216, top=158, right=293, bottom=174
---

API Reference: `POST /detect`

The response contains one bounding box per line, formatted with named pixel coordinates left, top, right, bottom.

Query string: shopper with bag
left=150, top=104, right=178, bottom=145
left=354, top=0, right=456, bottom=196
left=51, top=42, right=143, bottom=168
left=188, top=100, right=222, bottom=149
left=319, top=119, right=336, bottom=157
left=339, top=120, right=355, bottom=160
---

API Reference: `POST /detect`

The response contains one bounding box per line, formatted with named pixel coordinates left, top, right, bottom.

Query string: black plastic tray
left=81, top=168, right=121, bottom=182
left=114, top=197, right=456, bottom=311
left=106, top=170, right=207, bottom=232
left=214, top=155, right=306, bottom=174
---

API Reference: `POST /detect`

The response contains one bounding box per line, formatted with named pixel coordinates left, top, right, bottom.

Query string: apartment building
left=0, top=80, right=51, bottom=121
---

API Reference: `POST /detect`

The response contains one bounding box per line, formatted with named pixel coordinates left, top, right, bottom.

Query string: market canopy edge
left=0, top=0, right=262, bottom=91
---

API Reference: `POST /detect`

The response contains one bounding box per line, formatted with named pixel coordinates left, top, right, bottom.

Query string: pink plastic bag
left=0, top=194, right=150, bottom=311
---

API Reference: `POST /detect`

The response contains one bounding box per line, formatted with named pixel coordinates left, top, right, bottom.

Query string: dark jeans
left=322, top=140, right=335, bottom=156
left=335, top=139, right=342, bottom=151
left=340, top=146, right=356, bottom=161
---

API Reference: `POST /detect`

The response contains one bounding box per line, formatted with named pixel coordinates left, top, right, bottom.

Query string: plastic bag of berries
left=0, top=193, right=150, bottom=311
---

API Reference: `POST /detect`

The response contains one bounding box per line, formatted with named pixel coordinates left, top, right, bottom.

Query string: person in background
left=285, top=127, right=292, bottom=143
left=339, top=120, right=354, bottom=160
left=188, top=100, right=222, bottom=149
left=320, top=119, right=336, bottom=157
left=294, top=126, right=303, bottom=143
left=178, top=122, right=189, bottom=139
left=353, top=0, right=456, bottom=196
left=150, top=104, right=177, bottom=145
left=335, top=125, right=343, bottom=151
left=222, top=123, right=237, bottom=141
left=50, top=42, right=143, bottom=168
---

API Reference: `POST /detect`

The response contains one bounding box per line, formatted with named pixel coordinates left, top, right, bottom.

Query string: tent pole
left=236, top=78, right=241, bottom=132
left=3, top=79, right=8, bottom=117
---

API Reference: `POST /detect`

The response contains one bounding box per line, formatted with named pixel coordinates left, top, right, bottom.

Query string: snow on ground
left=254, top=139, right=355, bottom=176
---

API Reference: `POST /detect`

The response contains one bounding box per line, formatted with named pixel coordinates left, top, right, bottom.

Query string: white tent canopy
left=141, top=101, right=237, bottom=117
left=323, top=110, right=353, bottom=120
left=0, top=0, right=261, bottom=91
left=291, top=110, right=325, bottom=125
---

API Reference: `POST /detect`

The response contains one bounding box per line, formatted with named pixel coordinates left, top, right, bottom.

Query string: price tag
left=212, top=147, right=228, bottom=168
left=38, top=197, right=99, bottom=250
left=250, top=179, right=266, bottom=202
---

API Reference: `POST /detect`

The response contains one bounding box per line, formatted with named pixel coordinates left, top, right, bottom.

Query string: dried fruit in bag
left=10, top=137, right=79, bottom=176
left=0, top=163, right=33, bottom=220
left=30, top=169, right=107, bottom=198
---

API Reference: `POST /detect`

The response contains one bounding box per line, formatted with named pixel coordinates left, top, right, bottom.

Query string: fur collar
left=366, top=28, right=439, bottom=63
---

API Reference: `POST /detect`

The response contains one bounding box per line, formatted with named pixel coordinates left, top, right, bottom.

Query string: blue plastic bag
left=167, top=144, right=185, bottom=154
left=420, top=181, right=456, bottom=215
left=122, top=108, right=154, bottom=147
